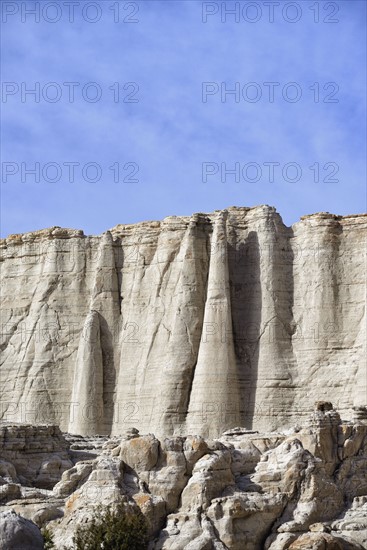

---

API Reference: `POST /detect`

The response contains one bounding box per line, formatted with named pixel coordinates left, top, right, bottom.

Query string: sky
left=1, top=0, right=366, bottom=236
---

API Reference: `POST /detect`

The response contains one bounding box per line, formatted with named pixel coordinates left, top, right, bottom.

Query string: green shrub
left=72, top=502, right=149, bottom=550
left=41, top=526, right=55, bottom=549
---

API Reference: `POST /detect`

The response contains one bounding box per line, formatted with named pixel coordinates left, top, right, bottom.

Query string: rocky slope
left=1, top=403, right=367, bottom=549
left=1, top=206, right=366, bottom=437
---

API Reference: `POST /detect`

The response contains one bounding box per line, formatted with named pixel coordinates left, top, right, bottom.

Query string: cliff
left=1, top=205, right=366, bottom=437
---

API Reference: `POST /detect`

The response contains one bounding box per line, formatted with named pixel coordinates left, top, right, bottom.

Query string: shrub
left=41, top=527, right=55, bottom=549
left=72, top=502, right=149, bottom=550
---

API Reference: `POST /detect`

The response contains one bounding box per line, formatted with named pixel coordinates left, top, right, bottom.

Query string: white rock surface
left=0, top=510, right=43, bottom=549
left=0, top=405, right=367, bottom=548
left=1, top=206, right=366, bottom=437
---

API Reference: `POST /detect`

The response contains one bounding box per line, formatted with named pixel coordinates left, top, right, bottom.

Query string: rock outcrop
left=0, top=424, right=73, bottom=490
left=1, top=404, right=367, bottom=549
left=1, top=206, right=366, bottom=437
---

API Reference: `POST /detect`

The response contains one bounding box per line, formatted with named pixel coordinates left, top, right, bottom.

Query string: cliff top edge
left=2, top=205, right=366, bottom=244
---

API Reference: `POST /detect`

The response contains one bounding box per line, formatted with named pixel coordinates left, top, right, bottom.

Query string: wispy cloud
left=1, top=0, right=366, bottom=235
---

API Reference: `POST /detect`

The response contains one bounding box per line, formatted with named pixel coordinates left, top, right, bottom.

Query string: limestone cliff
left=1, top=206, right=366, bottom=436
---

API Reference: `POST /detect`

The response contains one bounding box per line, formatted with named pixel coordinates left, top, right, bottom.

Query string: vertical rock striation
left=0, top=206, right=366, bottom=436
left=69, top=310, right=104, bottom=435
left=185, top=211, right=241, bottom=437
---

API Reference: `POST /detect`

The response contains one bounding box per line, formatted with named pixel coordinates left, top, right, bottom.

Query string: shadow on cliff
left=268, top=223, right=296, bottom=428
left=228, top=231, right=261, bottom=430
left=98, top=313, right=117, bottom=435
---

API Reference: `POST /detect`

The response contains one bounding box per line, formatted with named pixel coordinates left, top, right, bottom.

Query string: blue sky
left=1, top=0, right=366, bottom=236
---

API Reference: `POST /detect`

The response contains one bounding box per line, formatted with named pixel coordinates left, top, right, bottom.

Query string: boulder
left=0, top=510, right=43, bottom=549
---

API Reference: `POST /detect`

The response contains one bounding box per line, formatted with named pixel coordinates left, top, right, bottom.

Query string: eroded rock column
left=69, top=310, right=104, bottom=435
left=185, top=211, right=242, bottom=437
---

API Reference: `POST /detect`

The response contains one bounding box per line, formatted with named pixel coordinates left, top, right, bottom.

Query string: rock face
left=1, top=206, right=366, bottom=437
left=0, top=510, right=43, bottom=550
left=0, top=424, right=73, bottom=490
left=1, top=405, right=367, bottom=549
